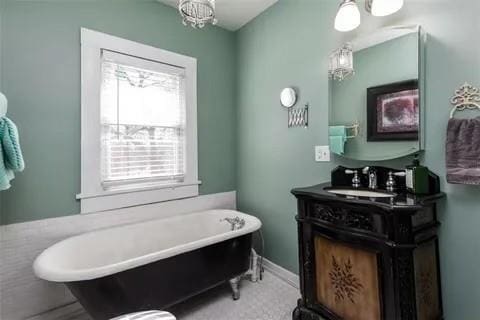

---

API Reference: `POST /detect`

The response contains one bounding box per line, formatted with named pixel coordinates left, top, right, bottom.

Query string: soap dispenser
left=405, top=155, right=429, bottom=194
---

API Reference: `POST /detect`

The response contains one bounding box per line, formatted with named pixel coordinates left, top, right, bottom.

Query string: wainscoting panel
left=0, top=191, right=236, bottom=320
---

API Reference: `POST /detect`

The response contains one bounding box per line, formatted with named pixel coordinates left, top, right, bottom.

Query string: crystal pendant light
left=365, top=0, right=404, bottom=17
left=328, top=43, right=354, bottom=81
left=178, top=0, right=218, bottom=29
left=334, top=0, right=361, bottom=32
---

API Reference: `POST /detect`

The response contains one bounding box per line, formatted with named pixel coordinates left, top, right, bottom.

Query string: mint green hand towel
left=0, top=117, right=25, bottom=191
left=329, top=125, right=347, bottom=155
left=329, top=125, right=347, bottom=136
left=329, top=135, right=347, bottom=155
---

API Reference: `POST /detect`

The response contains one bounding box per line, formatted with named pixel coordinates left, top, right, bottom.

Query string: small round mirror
left=280, top=87, right=297, bottom=108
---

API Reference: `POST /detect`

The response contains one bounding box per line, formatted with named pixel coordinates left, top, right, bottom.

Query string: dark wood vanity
left=291, top=167, right=445, bottom=320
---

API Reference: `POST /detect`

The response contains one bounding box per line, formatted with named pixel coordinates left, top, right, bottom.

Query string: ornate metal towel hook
left=450, top=82, right=480, bottom=118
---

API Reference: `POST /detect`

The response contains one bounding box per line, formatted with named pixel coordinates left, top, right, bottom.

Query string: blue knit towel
left=0, top=117, right=24, bottom=191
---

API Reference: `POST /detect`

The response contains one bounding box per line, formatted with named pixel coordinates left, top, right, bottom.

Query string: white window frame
left=78, top=28, right=200, bottom=214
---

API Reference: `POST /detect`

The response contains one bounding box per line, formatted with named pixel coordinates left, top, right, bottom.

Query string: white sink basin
left=326, top=188, right=395, bottom=198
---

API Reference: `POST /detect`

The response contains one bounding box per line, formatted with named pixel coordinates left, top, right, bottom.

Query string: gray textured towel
left=446, top=117, right=480, bottom=185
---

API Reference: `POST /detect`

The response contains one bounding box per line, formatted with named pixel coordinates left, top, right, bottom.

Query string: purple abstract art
left=376, top=89, right=419, bottom=133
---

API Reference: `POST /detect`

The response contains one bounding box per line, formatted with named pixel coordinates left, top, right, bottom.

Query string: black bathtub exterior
left=67, top=234, right=253, bottom=320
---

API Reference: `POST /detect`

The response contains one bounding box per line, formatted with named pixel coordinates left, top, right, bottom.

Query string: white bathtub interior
left=33, top=209, right=261, bottom=282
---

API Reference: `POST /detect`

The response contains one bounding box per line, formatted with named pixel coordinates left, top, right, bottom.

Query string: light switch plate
left=315, top=145, right=330, bottom=162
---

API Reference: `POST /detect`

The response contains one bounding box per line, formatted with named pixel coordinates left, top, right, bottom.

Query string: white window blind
left=100, top=50, right=186, bottom=188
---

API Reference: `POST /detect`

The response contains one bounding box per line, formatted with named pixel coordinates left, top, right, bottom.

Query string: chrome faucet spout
left=369, top=172, right=377, bottom=189
left=362, top=167, right=378, bottom=189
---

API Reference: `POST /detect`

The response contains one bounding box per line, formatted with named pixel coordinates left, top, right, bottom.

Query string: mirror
left=280, top=87, right=297, bottom=108
left=329, top=25, right=425, bottom=161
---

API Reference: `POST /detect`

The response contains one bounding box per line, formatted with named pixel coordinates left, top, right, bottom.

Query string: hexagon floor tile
left=170, top=271, right=299, bottom=320
left=30, top=271, right=300, bottom=320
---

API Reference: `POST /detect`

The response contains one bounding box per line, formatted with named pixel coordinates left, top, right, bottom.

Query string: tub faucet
left=221, top=217, right=245, bottom=231
left=362, top=166, right=378, bottom=189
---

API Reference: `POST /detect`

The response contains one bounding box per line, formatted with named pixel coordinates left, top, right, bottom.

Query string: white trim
left=80, top=184, right=200, bottom=214
left=79, top=28, right=198, bottom=213
left=262, top=257, right=300, bottom=289
left=26, top=302, right=85, bottom=320
left=77, top=180, right=202, bottom=199
left=102, top=49, right=186, bottom=76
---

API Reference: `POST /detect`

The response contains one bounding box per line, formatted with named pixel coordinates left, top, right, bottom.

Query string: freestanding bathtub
left=34, top=209, right=262, bottom=320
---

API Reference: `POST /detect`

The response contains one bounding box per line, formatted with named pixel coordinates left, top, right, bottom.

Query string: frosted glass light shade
left=334, top=0, right=361, bottom=32
left=328, top=43, right=354, bottom=81
left=368, top=0, right=404, bottom=16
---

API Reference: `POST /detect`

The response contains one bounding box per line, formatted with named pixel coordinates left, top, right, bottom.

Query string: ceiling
left=158, top=0, right=278, bottom=31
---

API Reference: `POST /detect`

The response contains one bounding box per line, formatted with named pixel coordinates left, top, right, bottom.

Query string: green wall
left=331, top=33, right=419, bottom=160
left=2, top=0, right=480, bottom=317
left=0, top=0, right=237, bottom=224
left=236, top=0, right=480, bottom=318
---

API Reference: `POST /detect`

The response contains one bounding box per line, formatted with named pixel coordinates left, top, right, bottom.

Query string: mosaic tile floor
left=30, top=271, right=299, bottom=320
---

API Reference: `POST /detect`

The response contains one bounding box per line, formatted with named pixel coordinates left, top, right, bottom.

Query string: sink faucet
left=362, top=167, right=377, bottom=189
left=345, top=169, right=361, bottom=188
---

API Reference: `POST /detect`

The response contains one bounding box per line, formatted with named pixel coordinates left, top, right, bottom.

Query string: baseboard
left=26, top=302, right=85, bottom=320
left=262, top=258, right=300, bottom=289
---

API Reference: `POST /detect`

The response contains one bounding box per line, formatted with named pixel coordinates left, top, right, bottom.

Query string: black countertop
left=291, top=182, right=445, bottom=211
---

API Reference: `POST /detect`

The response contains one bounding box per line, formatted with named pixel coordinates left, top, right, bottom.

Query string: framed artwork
left=367, top=80, right=419, bottom=141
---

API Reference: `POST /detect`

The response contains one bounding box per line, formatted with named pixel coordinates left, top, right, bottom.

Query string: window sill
left=77, top=181, right=201, bottom=214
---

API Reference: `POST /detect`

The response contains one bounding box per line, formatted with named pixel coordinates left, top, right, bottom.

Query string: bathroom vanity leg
left=229, top=276, right=241, bottom=300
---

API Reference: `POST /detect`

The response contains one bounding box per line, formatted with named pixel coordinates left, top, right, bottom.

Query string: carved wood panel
left=310, top=203, right=382, bottom=235
left=314, top=236, right=381, bottom=320
left=414, top=240, right=441, bottom=320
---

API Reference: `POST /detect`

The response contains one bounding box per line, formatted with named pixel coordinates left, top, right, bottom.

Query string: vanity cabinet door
left=297, top=215, right=394, bottom=320
left=314, top=235, right=382, bottom=320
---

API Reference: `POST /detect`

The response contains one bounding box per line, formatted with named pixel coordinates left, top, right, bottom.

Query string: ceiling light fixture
left=365, top=0, right=404, bottom=16
left=334, top=0, right=361, bottom=32
left=178, top=0, right=217, bottom=29
left=335, top=0, right=404, bottom=32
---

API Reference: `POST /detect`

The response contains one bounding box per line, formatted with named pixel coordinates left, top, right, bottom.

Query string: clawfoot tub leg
left=229, top=276, right=241, bottom=300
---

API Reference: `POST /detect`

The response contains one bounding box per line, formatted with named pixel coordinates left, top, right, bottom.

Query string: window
left=100, top=51, right=186, bottom=187
left=79, top=29, right=199, bottom=213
